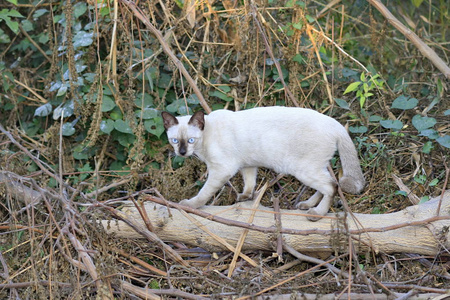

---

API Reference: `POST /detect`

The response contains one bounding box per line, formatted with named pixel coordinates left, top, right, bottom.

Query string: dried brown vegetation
left=0, top=0, right=449, bottom=299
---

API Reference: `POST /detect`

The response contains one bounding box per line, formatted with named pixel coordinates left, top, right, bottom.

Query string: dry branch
left=102, top=191, right=450, bottom=256
left=121, top=0, right=212, bottom=113
left=369, top=0, right=450, bottom=79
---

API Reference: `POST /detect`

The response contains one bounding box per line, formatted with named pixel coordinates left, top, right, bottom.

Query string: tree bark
left=102, top=191, right=450, bottom=255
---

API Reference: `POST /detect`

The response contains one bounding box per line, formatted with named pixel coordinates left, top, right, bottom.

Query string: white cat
left=161, top=106, right=365, bottom=221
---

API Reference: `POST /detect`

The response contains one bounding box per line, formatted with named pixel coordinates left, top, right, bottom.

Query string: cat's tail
left=337, top=131, right=365, bottom=194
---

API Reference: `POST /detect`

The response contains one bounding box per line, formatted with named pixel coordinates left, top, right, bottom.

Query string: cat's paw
left=305, top=208, right=324, bottom=222
left=179, top=199, right=196, bottom=208
left=237, top=192, right=253, bottom=202
left=296, top=201, right=313, bottom=210
left=179, top=198, right=203, bottom=208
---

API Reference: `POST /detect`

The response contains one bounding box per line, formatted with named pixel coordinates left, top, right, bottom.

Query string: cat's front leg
left=179, top=168, right=235, bottom=208
left=237, top=167, right=258, bottom=201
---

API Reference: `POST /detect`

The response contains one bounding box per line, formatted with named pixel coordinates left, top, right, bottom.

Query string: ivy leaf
left=53, top=100, right=74, bottom=120
left=114, top=119, right=133, bottom=134
left=137, top=108, right=158, bottom=119
left=73, top=31, right=94, bottom=48
left=134, top=93, right=154, bottom=108
left=436, top=135, right=450, bottom=149
left=349, top=126, right=368, bottom=133
left=412, top=115, right=436, bottom=132
left=61, top=123, right=75, bottom=136
left=418, top=129, right=439, bottom=139
left=369, top=115, right=382, bottom=122
left=56, top=85, right=68, bottom=97
left=144, top=117, right=164, bottom=138
left=210, top=86, right=233, bottom=102
left=73, top=2, right=87, bottom=18
left=380, top=119, right=403, bottom=130
left=343, top=81, right=361, bottom=94
left=391, top=95, right=418, bottom=110
left=101, top=96, right=116, bottom=112
left=100, top=119, right=115, bottom=134
left=34, top=103, right=52, bottom=117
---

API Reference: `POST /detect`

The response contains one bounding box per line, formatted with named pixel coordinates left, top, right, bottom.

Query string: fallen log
left=101, top=191, right=450, bottom=255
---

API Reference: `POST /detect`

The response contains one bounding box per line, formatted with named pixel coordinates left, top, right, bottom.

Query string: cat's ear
left=188, top=111, right=205, bottom=130
left=161, top=112, right=178, bottom=130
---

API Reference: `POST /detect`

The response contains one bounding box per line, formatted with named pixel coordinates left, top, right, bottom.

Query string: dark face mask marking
left=179, top=140, right=187, bottom=156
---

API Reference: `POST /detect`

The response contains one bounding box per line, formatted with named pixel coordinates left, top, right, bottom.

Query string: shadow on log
left=102, top=191, right=450, bottom=256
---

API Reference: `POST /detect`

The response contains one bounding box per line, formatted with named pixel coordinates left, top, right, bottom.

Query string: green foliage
left=343, top=72, right=384, bottom=108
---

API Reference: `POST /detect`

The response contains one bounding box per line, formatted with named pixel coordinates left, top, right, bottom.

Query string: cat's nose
left=179, top=146, right=187, bottom=156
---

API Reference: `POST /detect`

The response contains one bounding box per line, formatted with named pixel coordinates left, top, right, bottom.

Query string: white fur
left=163, top=106, right=365, bottom=221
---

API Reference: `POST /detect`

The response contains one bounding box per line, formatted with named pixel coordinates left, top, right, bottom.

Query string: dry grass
left=0, top=0, right=449, bottom=298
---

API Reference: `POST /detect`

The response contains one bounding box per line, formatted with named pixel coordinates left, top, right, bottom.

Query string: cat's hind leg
left=293, top=168, right=336, bottom=221
left=237, top=167, right=257, bottom=201
left=296, top=191, right=322, bottom=210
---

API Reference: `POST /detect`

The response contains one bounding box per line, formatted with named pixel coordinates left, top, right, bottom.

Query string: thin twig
left=368, top=0, right=450, bottom=78
left=121, top=0, right=212, bottom=113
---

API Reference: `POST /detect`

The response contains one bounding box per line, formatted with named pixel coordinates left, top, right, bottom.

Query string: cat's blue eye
left=188, top=138, right=195, bottom=144
left=172, top=138, right=179, bottom=144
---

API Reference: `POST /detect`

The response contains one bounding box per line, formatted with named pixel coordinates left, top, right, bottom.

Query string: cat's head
left=161, top=111, right=205, bottom=157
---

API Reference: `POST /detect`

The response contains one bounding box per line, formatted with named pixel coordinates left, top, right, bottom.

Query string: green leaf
left=380, top=119, right=403, bottom=130
left=292, top=54, right=305, bottom=64
left=395, top=190, right=407, bottom=197
left=334, top=98, right=349, bottom=110
left=305, top=15, right=315, bottom=23
left=210, top=86, right=233, bottom=102
left=61, top=123, right=76, bottom=136
left=56, top=85, right=68, bottom=97
left=53, top=101, right=74, bottom=120
left=360, top=72, right=366, bottom=82
left=137, top=108, right=158, bottom=119
left=134, top=93, right=154, bottom=108
left=166, top=99, right=194, bottom=115
left=369, top=115, right=382, bottom=122
left=2, top=9, right=23, bottom=18
left=343, top=81, right=361, bottom=94
left=73, top=2, right=87, bottom=18
left=349, top=126, right=368, bottom=133
left=33, top=9, right=48, bottom=19
left=100, top=119, right=115, bottom=134
left=419, top=129, right=439, bottom=139
left=422, top=141, right=433, bottom=154
left=436, top=135, right=450, bottom=148
left=72, top=144, right=95, bottom=160
left=21, top=19, right=33, bottom=31
left=429, top=178, right=439, bottom=186
left=391, top=95, right=418, bottom=110
left=73, top=31, right=94, bottom=48
left=411, top=0, right=424, bottom=8
left=114, top=119, right=133, bottom=134
left=359, top=95, right=366, bottom=108
left=101, top=96, right=116, bottom=112
left=34, top=103, right=52, bottom=117
left=418, top=196, right=429, bottom=204
left=444, top=109, right=450, bottom=116
left=414, top=174, right=426, bottom=185
left=0, top=28, right=11, bottom=43
left=412, top=115, right=436, bottom=132
left=144, top=117, right=165, bottom=138
left=117, top=132, right=135, bottom=147
left=292, top=22, right=303, bottom=30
